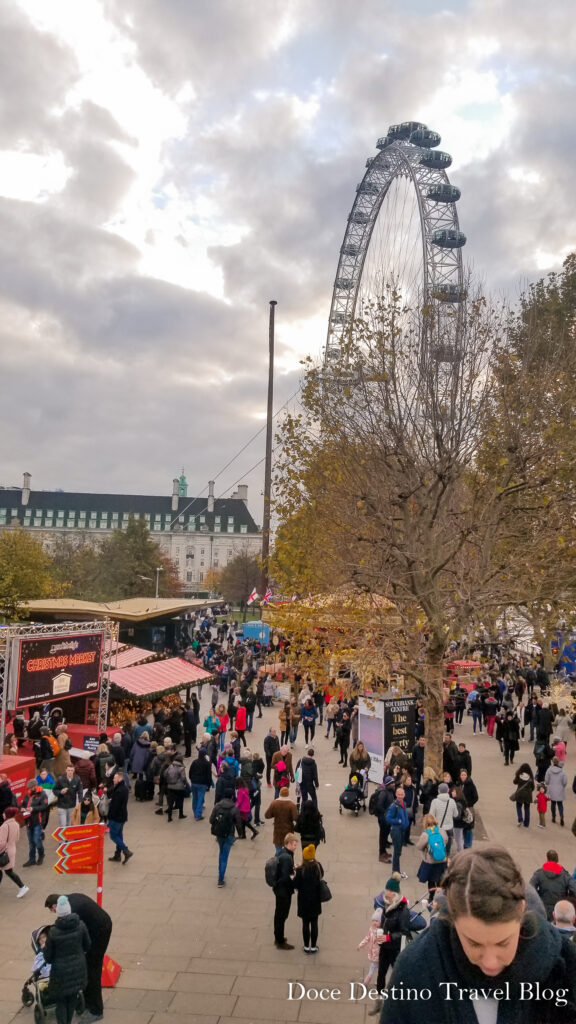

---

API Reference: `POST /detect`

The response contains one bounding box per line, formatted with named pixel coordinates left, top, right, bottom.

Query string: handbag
left=0, top=849, right=9, bottom=868
left=319, top=879, right=332, bottom=903
left=98, top=793, right=110, bottom=817
left=417, top=861, right=432, bottom=883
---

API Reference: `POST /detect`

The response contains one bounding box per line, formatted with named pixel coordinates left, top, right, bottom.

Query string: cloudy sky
left=1, top=0, right=574, bottom=519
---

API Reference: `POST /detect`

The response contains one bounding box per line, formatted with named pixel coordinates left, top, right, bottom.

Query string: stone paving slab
left=172, top=972, right=236, bottom=993
left=232, top=996, right=300, bottom=1020
left=4, top=691, right=576, bottom=1024
left=168, top=991, right=238, bottom=1016
left=118, top=969, right=177, bottom=990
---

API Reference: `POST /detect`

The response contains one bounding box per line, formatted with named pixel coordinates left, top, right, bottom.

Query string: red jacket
left=235, top=706, right=247, bottom=731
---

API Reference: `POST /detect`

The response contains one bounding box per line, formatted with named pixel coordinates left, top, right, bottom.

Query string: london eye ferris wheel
left=325, top=121, right=466, bottom=364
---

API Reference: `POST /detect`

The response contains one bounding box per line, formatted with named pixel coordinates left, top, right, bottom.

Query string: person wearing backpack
left=38, top=727, right=58, bottom=772
left=385, top=787, right=410, bottom=876
left=272, top=833, right=298, bottom=949
left=374, top=776, right=397, bottom=864
left=429, top=782, right=458, bottom=853
left=415, top=812, right=448, bottom=905
left=164, top=754, right=188, bottom=822
left=209, top=790, right=241, bottom=887
left=298, top=748, right=319, bottom=808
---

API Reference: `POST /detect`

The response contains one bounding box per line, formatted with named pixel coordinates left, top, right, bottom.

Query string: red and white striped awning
left=103, top=646, right=159, bottom=670
left=109, top=658, right=213, bottom=698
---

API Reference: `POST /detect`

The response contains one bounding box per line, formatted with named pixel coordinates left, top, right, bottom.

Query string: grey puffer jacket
left=545, top=763, right=568, bottom=801
left=165, top=759, right=187, bottom=791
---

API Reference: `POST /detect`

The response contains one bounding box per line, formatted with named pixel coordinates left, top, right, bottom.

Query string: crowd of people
left=3, top=624, right=576, bottom=1022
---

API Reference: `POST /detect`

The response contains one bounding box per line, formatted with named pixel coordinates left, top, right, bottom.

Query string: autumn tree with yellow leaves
left=271, top=275, right=576, bottom=773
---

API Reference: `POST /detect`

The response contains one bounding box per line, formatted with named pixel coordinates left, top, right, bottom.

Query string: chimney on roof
left=232, top=484, right=248, bottom=505
left=22, top=472, right=31, bottom=507
left=207, top=480, right=215, bottom=514
left=172, top=477, right=179, bottom=512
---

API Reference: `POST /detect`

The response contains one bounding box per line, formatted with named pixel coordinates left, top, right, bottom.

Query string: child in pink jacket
left=552, top=737, right=566, bottom=764
left=234, top=778, right=259, bottom=840
left=357, top=911, right=385, bottom=983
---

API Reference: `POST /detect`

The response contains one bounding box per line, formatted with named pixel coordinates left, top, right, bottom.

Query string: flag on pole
left=262, top=587, right=273, bottom=604
left=247, top=588, right=259, bottom=605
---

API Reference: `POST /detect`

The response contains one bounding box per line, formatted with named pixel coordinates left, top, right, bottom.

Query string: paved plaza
left=2, top=695, right=576, bottom=1024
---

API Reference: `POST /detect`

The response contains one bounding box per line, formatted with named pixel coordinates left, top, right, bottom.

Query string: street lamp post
left=261, top=299, right=276, bottom=598
left=155, top=567, right=164, bottom=599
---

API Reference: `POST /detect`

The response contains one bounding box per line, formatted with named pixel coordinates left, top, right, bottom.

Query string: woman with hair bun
left=379, top=846, right=576, bottom=1024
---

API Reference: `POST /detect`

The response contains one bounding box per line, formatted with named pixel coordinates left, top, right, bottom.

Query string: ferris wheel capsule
left=410, top=128, right=441, bottom=148
left=420, top=150, right=452, bottom=169
left=387, top=121, right=427, bottom=140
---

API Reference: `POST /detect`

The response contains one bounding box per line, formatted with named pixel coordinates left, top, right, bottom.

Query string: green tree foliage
left=50, top=535, right=102, bottom=600
left=93, top=517, right=181, bottom=600
left=48, top=519, right=181, bottom=601
left=0, top=528, right=56, bottom=620
left=217, top=551, right=260, bottom=605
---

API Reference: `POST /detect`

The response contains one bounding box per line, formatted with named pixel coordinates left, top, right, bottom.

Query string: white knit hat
left=56, top=895, right=71, bottom=917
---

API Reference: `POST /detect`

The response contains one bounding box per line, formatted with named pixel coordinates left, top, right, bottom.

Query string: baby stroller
left=373, top=891, right=430, bottom=947
left=338, top=770, right=369, bottom=816
left=21, top=925, right=85, bottom=1024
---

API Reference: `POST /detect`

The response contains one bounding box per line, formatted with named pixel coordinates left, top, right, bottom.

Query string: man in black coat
left=264, top=728, right=281, bottom=787
left=377, top=776, right=396, bottom=863
left=529, top=850, right=576, bottom=921
left=107, top=772, right=132, bottom=864
left=188, top=747, right=212, bottom=820
left=46, top=892, right=112, bottom=1022
left=411, top=736, right=426, bottom=797
left=274, top=833, right=297, bottom=949
left=456, top=742, right=472, bottom=777
left=537, top=701, right=554, bottom=741
left=183, top=704, right=197, bottom=758
left=442, top=734, right=460, bottom=782
left=299, top=749, right=319, bottom=807
left=109, top=733, right=126, bottom=770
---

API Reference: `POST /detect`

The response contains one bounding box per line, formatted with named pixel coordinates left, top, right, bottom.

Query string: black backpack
left=369, top=787, right=384, bottom=816
left=211, top=805, right=233, bottom=838
left=264, top=855, right=281, bottom=887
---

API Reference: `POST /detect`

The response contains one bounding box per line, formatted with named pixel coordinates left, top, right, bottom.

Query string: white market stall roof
left=103, top=646, right=160, bottom=670
left=25, top=597, right=217, bottom=622
left=109, top=657, right=213, bottom=699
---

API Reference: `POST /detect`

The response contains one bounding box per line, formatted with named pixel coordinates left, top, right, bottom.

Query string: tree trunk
left=421, top=649, right=445, bottom=777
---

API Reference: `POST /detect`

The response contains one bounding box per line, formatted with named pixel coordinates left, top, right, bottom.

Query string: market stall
left=102, top=646, right=161, bottom=671
left=107, top=658, right=213, bottom=728
left=0, top=752, right=37, bottom=801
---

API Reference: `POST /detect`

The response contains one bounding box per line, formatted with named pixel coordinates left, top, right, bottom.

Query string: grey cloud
left=1, top=0, right=576, bottom=501
left=0, top=5, right=79, bottom=148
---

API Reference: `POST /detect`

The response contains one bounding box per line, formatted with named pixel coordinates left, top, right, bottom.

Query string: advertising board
left=382, top=696, right=417, bottom=755
left=15, top=632, right=103, bottom=709
left=358, top=698, right=385, bottom=783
